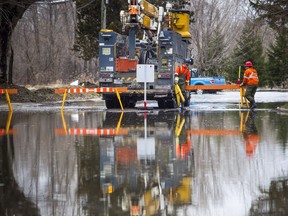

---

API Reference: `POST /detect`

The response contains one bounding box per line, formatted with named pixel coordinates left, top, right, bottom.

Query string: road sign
left=136, top=64, right=155, bottom=109
left=136, top=64, right=154, bottom=83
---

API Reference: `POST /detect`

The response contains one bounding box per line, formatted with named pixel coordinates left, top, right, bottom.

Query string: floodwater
left=1, top=92, right=288, bottom=216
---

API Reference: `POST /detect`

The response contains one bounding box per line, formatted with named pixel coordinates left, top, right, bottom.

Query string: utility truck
left=98, top=1, right=193, bottom=109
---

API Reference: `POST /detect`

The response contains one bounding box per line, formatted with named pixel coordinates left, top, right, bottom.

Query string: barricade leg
left=115, top=89, right=124, bottom=110
left=116, top=112, right=124, bottom=134
left=240, top=88, right=249, bottom=108
left=61, top=89, right=67, bottom=111
left=5, top=111, right=13, bottom=133
left=5, top=90, right=13, bottom=112
left=60, top=110, right=68, bottom=134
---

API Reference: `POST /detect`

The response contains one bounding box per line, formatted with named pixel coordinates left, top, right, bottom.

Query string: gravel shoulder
left=0, top=83, right=100, bottom=105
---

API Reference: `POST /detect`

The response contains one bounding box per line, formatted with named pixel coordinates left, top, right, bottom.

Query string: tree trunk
left=8, top=47, right=13, bottom=84
left=0, top=21, right=10, bottom=83
left=0, top=1, right=37, bottom=84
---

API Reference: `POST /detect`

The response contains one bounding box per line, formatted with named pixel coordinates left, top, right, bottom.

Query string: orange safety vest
left=175, top=64, right=191, bottom=83
left=243, top=67, right=259, bottom=85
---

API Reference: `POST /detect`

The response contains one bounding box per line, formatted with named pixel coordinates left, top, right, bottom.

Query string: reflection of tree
left=268, top=112, right=288, bottom=150
left=0, top=134, right=40, bottom=215
left=275, top=116, right=288, bottom=149
left=250, top=178, right=288, bottom=215
left=76, top=136, right=102, bottom=215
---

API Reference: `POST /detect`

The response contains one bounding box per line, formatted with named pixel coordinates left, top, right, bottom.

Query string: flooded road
left=1, top=92, right=288, bottom=216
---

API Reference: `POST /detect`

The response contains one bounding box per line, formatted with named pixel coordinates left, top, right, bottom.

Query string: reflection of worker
left=174, top=63, right=191, bottom=92
left=240, top=61, right=259, bottom=109
left=175, top=114, right=191, bottom=160
left=243, top=112, right=259, bottom=157
left=176, top=135, right=191, bottom=160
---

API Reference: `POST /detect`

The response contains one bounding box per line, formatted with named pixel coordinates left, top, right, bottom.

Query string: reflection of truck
left=190, top=68, right=226, bottom=94
left=98, top=1, right=193, bottom=109
left=99, top=111, right=194, bottom=214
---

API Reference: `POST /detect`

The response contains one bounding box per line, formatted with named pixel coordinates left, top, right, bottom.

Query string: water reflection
left=242, top=111, right=259, bottom=157
left=0, top=109, right=288, bottom=216
left=96, top=111, right=193, bottom=216
left=0, top=112, right=40, bottom=215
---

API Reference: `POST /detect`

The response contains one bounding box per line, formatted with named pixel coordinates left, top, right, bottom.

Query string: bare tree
left=12, top=0, right=97, bottom=85
left=0, top=0, right=37, bottom=84
left=189, top=0, right=248, bottom=75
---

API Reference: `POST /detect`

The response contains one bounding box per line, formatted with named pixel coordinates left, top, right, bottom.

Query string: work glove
left=174, top=76, right=179, bottom=84
left=239, top=82, right=244, bottom=87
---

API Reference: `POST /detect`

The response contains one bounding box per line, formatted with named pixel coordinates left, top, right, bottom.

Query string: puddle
left=0, top=108, right=288, bottom=215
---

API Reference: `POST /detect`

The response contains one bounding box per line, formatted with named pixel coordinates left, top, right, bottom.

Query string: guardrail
left=185, top=84, right=240, bottom=90
left=56, top=128, right=129, bottom=136
left=55, top=87, right=128, bottom=111
left=56, top=111, right=126, bottom=135
left=186, top=84, right=249, bottom=108
left=0, top=89, right=17, bottom=111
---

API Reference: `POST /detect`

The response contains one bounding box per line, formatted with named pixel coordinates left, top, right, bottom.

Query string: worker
left=174, top=63, right=191, bottom=92
left=240, top=61, right=259, bottom=109
left=243, top=111, right=259, bottom=157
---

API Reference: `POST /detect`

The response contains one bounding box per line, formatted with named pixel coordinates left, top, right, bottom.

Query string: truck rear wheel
left=166, top=99, right=177, bottom=108
left=105, top=99, right=121, bottom=109
left=105, top=97, right=136, bottom=109
left=157, top=99, right=165, bottom=109
left=157, top=99, right=177, bottom=109
left=123, top=98, right=136, bottom=108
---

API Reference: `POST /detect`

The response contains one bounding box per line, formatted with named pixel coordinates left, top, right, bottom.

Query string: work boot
left=250, top=101, right=256, bottom=110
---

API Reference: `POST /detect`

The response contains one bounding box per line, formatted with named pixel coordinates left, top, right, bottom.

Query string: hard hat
left=245, top=61, right=253, bottom=67
left=184, top=58, right=193, bottom=65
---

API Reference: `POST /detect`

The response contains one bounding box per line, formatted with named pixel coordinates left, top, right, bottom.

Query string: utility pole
left=101, top=0, right=107, bottom=29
